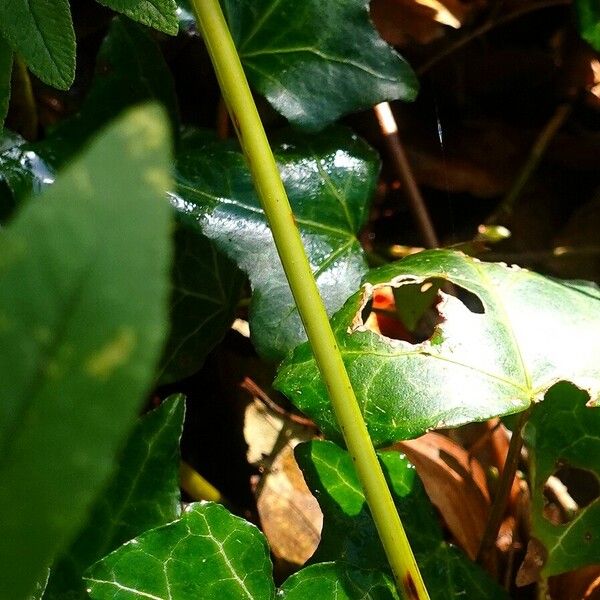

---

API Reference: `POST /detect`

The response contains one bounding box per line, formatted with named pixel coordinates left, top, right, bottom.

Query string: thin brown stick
left=486, top=103, right=572, bottom=225
left=241, top=377, right=316, bottom=428
left=374, top=102, right=440, bottom=249
left=477, top=408, right=531, bottom=567
left=417, top=0, right=572, bottom=75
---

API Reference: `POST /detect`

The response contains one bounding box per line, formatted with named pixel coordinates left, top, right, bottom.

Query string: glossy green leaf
left=276, top=250, right=600, bottom=446
left=221, top=0, right=418, bottom=131
left=0, top=35, right=12, bottom=129
left=44, top=395, right=185, bottom=599
left=523, top=382, right=600, bottom=576
left=295, top=440, right=508, bottom=599
left=575, top=0, right=600, bottom=51
left=96, top=0, right=179, bottom=35
left=280, top=562, right=399, bottom=599
left=0, top=104, right=173, bottom=600
left=159, top=225, right=244, bottom=383
left=173, top=126, right=378, bottom=361
left=85, top=502, right=276, bottom=600
left=0, top=0, right=75, bottom=89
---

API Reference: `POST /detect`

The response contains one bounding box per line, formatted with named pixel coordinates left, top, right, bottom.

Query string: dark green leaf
left=47, top=17, right=179, bottom=164
left=295, top=440, right=508, bottom=599
left=159, top=225, right=244, bottom=383
left=222, top=0, right=418, bottom=131
left=575, top=0, right=600, bottom=51
left=0, top=35, right=12, bottom=129
left=96, top=0, right=179, bottom=35
left=276, top=250, right=600, bottom=445
left=280, top=562, right=399, bottom=599
left=0, top=104, right=173, bottom=599
left=44, top=395, right=186, bottom=599
left=0, top=0, right=75, bottom=89
left=173, top=126, right=378, bottom=361
left=523, top=382, right=600, bottom=576
left=85, top=502, right=275, bottom=600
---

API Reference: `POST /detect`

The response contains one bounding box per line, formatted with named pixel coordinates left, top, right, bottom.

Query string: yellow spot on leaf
left=86, top=328, right=136, bottom=378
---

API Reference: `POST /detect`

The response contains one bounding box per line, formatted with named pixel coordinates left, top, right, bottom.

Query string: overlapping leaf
left=276, top=250, right=600, bottom=446
left=523, top=382, right=600, bottom=577
left=159, top=225, right=244, bottom=383
left=86, top=502, right=276, bottom=600
left=575, top=0, right=600, bottom=51
left=44, top=395, right=185, bottom=599
left=295, top=440, right=508, bottom=599
left=222, top=0, right=418, bottom=130
left=0, top=0, right=76, bottom=89
left=0, top=104, right=173, bottom=600
left=173, top=126, right=379, bottom=361
left=97, top=0, right=179, bottom=35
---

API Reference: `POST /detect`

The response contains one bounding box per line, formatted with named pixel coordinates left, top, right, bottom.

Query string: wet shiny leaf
left=0, top=105, right=172, bottom=599
left=85, top=502, right=275, bottom=600
left=44, top=395, right=185, bottom=599
left=276, top=250, right=600, bottom=445
left=173, top=126, right=379, bottom=361
left=222, top=0, right=418, bottom=131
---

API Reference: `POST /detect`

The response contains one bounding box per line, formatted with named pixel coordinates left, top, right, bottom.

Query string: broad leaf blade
left=159, top=225, right=244, bottom=383
left=0, top=35, right=12, bottom=129
left=96, top=0, right=179, bottom=35
left=173, top=126, right=378, bottom=361
left=85, top=502, right=275, bottom=600
left=280, top=562, right=399, bottom=599
left=44, top=395, right=185, bottom=599
left=0, top=104, right=173, bottom=599
left=0, top=0, right=75, bottom=89
left=575, top=0, right=600, bottom=51
left=524, top=382, right=600, bottom=576
left=276, top=250, right=600, bottom=445
left=295, top=440, right=508, bottom=599
left=222, top=0, right=418, bottom=131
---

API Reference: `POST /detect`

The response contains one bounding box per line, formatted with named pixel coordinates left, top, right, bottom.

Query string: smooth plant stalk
left=190, top=1, right=430, bottom=598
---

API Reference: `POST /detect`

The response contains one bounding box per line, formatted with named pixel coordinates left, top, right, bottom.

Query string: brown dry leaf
left=244, top=399, right=322, bottom=566
left=516, top=537, right=548, bottom=587
left=371, top=0, right=471, bottom=46
left=397, top=432, right=490, bottom=559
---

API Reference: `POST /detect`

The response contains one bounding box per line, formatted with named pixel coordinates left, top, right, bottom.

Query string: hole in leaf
left=360, top=278, right=485, bottom=343
left=543, top=466, right=600, bottom=525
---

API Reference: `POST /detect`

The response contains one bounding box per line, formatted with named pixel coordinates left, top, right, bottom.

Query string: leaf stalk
left=190, top=1, right=430, bottom=597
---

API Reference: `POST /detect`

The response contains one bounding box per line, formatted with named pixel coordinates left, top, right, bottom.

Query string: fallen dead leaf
left=396, top=432, right=490, bottom=559
left=244, top=397, right=321, bottom=566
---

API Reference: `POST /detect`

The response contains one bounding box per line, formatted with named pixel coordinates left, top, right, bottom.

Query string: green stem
left=190, top=1, right=429, bottom=598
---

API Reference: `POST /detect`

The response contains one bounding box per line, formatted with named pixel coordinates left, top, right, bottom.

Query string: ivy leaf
left=0, top=36, right=12, bottom=129
left=96, top=0, right=179, bottom=35
left=575, top=0, right=600, bottom=51
left=280, top=562, right=399, bottom=599
left=159, top=225, right=244, bottom=383
left=0, top=0, right=75, bottom=89
left=222, top=0, right=418, bottom=131
left=172, top=126, right=378, bottom=361
left=43, top=395, right=185, bottom=599
left=85, top=502, right=275, bottom=600
left=276, top=250, right=600, bottom=446
left=295, top=440, right=508, bottom=599
left=523, top=382, right=600, bottom=577
left=0, top=104, right=173, bottom=600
